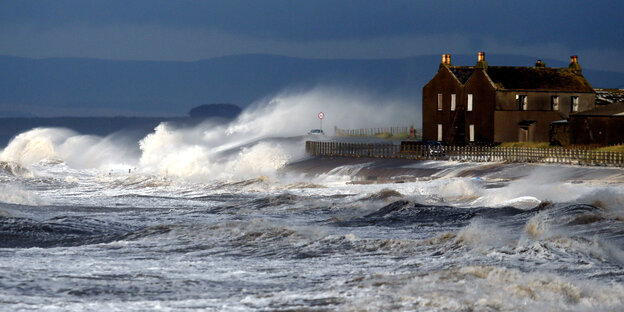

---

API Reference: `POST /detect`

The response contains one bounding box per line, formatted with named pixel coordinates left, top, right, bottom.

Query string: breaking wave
left=336, top=265, right=624, bottom=311
left=0, top=161, right=32, bottom=177
left=2, top=87, right=624, bottom=311
left=0, top=87, right=414, bottom=183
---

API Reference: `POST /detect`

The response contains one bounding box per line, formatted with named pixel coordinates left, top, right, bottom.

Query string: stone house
left=422, top=52, right=595, bottom=144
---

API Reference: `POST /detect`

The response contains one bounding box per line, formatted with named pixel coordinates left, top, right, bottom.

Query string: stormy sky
left=1, top=0, right=623, bottom=72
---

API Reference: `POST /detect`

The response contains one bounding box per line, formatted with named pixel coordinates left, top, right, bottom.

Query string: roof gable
left=484, top=67, right=594, bottom=92
left=424, top=64, right=465, bottom=89
left=448, top=67, right=475, bottom=84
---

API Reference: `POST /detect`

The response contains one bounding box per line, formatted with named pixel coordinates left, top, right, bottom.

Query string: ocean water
left=2, top=140, right=624, bottom=311
left=1, top=93, right=623, bottom=311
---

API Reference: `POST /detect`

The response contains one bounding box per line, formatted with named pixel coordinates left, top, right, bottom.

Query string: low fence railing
left=334, top=126, right=409, bottom=137
left=305, top=141, right=624, bottom=167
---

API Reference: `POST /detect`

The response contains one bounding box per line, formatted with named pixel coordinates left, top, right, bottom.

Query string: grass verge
left=498, top=142, right=552, bottom=148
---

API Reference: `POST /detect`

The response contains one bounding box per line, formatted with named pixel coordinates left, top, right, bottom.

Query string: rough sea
left=1, top=94, right=623, bottom=311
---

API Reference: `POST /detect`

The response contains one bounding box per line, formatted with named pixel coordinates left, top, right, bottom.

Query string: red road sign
left=318, top=112, right=325, bottom=119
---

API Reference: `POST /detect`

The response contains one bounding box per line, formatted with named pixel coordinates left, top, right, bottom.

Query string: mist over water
left=1, top=87, right=623, bottom=311
left=1, top=86, right=415, bottom=180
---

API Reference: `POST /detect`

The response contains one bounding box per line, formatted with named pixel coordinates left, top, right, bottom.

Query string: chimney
left=569, top=55, right=582, bottom=74
left=441, top=54, right=452, bottom=66
left=475, top=51, right=488, bottom=69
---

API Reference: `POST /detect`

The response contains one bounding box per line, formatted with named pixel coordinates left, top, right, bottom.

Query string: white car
left=307, top=129, right=325, bottom=135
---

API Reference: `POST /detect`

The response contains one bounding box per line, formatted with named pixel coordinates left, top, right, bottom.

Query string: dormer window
left=571, top=96, right=579, bottom=112
left=437, top=93, right=443, bottom=111
left=551, top=96, right=559, bottom=111
left=516, top=95, right=527, bottom=110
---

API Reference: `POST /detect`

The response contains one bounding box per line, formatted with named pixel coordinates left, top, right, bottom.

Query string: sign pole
left=317, top=112, right=325, bottom=133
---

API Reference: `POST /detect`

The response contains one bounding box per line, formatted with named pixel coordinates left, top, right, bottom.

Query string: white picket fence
left=306, top=141, right=624, bottom=167
left=334, top=126, right=409, bottom=136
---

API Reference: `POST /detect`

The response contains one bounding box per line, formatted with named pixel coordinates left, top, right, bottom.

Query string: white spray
left=0, top=86, right=417, bottom=181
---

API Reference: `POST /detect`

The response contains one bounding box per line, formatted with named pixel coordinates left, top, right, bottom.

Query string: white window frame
left=450, top=94, right=456, bottom=111
left=516, top=94, right=527, bottom=111
left=551, top=96, right=559, bottom=111
left=437, top=93, right=443, bottom=111
left=571, top=96, right=579, bottom=112
left=469, top=124, right=475, bottom=142
left=437, top=124, right=443, bottom=141
left=522, top=96, right=528, bottom=110
left=467, top=94, right=473, bottom=111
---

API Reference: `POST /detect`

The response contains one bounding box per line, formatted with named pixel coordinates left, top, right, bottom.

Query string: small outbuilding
left=566, top=102, right=624, bottom=146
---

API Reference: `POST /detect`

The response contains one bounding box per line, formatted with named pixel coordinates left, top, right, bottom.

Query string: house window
left=467, top=94, right=473, bottom=111
left=450, top=94, right=456, bottom=111
left=571, top=96, right=579, bottom=112
left=437, top=124, right=443, bottom=141
left=469, top=124, right=475, bottom=142
left=551, top=96, right=559, bottom=111
left=516, top=95, right=527, bottom=110
left=437, top=93, right=443, bottom=111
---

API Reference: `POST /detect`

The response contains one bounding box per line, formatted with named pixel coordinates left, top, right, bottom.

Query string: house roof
left=445, top=65, right=594, bottom=93
left=572, top=101, right=624, bottom=117
left=484, top=67, right=594, bottom=92
left=448, top=67, right=475, bottom=84
left=596, top=89, right=624, bottom=105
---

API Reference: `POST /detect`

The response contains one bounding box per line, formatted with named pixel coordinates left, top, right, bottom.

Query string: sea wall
left=305, top=141, right=624, bottom=167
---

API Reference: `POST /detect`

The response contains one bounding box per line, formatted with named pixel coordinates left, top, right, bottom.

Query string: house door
left=437, top=124, right=443, bottom=141
left=518, top=127, right=529, bottom=142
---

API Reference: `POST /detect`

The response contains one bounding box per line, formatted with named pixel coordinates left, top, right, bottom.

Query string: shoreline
left=286, top=156, right=624, bottom=184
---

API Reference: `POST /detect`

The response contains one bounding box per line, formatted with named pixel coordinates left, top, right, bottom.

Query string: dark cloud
left=0, top=1, right=621, bottom=46
left=0, top=0, right=622, bottom=70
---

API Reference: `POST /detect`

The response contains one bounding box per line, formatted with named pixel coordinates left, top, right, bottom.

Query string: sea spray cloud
left=137, top=123, right=292, bottom=180
left=0, top=127, right=139, bottom=170
left=0, top=128, right=67, bottom=166
left=138, top=86, right=415, bottom=181
left=228, top=86, right=417, bottom=137
left=1, top=86, right=415, bottom=181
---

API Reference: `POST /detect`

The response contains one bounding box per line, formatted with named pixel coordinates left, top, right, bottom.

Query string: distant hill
left=1, top=54, right=623, bottom=118
left=189, top=104, right=241, bottom=119
left=0, top=110, right=36, bottom=118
